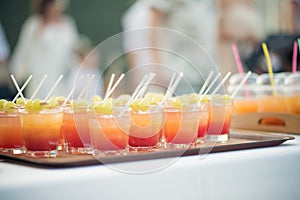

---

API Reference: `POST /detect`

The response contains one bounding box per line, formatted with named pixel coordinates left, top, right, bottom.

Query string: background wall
left=0, top=0, right=135, bottom=51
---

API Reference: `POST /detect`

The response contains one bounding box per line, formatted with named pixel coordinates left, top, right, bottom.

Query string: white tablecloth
left=1, top=133, right=300, bottom=200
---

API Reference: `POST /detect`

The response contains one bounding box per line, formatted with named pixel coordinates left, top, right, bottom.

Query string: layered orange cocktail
left=89, top=98, right=129, bottom=156
left=128, top=98, right=164, bottom=152
left=20, top=99, right=63, bottom=157
left=63, top=107, right=92, bottom=154
left=206, top=95, right=232, bottom=142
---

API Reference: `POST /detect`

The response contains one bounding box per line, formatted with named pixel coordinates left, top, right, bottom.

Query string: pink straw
left=232, top=43, right=244, bottom=74
left=232, top=43, right=249, bottom=97
left=292, top=41, right=298, bottom=74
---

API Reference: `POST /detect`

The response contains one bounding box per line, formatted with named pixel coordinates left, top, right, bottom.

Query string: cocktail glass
left=0, top=112, right=24, bottom=154
left=206, top=97, right=232, bottom=142
left=20, top=108, right=63, bottom=157
left=63, top=106, right=93, bottom=154
left=128, top=105, right=164, bottom=152
left=197, top=103, right=209, bottom=144
left=89, top=106, right=130, bottom=156
left=163, top=104, right=200, bottom=149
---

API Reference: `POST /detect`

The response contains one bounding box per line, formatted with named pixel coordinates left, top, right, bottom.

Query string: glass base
left=66, top=146, right=93, bottom=155
left=93, top=149, right=127, bottom=157
left=196, top=137, right=206, bottom=144
left=128, top=145, right=158, bottom=153
left=0, top=148, right=25, bottom=155
left=206, top=134, right=229, bottom=142
left=26, top=150, right=58, bottom=158
left=166, top=143, right=195, bottom=150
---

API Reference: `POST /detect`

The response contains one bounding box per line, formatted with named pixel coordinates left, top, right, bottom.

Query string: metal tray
left=0, top=130, right=294, bottom=168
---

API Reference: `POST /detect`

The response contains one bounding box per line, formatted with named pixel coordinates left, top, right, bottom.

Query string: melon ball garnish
left=113, top=94, right=131, bottom=106
left=94, top=99, right=113, bottom=115
left=3, top=101, right=17, bottom=114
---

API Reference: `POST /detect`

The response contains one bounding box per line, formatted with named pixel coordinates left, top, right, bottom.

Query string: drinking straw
left=129, top=74, right=149, bottom=102
left=62, top=75, right=84, bottom=106
left=167, top=73, right=177, bottom=91
left=198, top=71, right=214, bottom=96
left=10, top=75, right=26, bottom=102
left=30, top=74, right=48, bottom=100
left=232, top=44, right=250, bottom=97
left=104, top=73, right=115, bottom=100
left=12, top=75, right=33, bottom=102
left=160, top=72, right=184, bottom=106
left=103, top=73, right=125, bottom=102
left=77, top=74, right=95, bottom=100
left=44, top=75, right=64, bottom=101
left=118, top=74, right=150, bottom=117
left=262, top=42, right=276, bottom=95
left=230, top=71, right=252, bottom=99
left=232, top=44, right=244, bottom=74
left=298, top=38, right=300, bottom=62
left=136, top=73, right=156, bottom=99
left=292, top=41, right=298, bottom=74
left=211, top=72, right=232, bottom=96
left=202, top=73, right=221, bottom=96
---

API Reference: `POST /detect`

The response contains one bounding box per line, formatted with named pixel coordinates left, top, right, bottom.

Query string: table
left=1, top=133, right=300, bottom=200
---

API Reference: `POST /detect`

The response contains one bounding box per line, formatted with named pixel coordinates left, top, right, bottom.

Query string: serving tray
left=231, top=113, right=300, bottom=134
left=0, top=130, right=294, bottom=168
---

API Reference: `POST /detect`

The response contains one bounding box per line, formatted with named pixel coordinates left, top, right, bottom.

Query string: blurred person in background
left=10, top=0, right=78, bottom=98
left=0, top=22, right=13, bottom=99
left=218, top=0, right=263, bottom=75
left=122, top=0, right=218, bottom=95
left=285, top=0, right=300, bottom=34
left=66, top=34, right=103, bottom=99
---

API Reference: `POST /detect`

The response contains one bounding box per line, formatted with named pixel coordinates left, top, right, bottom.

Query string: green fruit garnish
left=25, top=99, right=43, bottom=113
left=3, top=101, right=16, bottom=114
left=16, top=98, right=26, bottom=106
left=92, top=95, right=102, bottom=103
left=114, top=94, right=131, bottom=106
left=188, top=93, right=200, bottom=103
left=130, top=98, right=151, bottom=111
left=95, top=101, right=113, bottom=114
left=0, top=99, right=8, bottom=111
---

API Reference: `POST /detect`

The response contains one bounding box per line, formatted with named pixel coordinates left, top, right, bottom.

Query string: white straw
left=10, top=75, right=26, bottom=102
left=62, top=75, right=84, bottom=106
left=118, top=74, right=149, bottom=117
left=77, top=74, right=95, bottom=100
left=104, top=73, right=115, bottom=100
left=12, top=75, right=33, bottom=102
left=30, top=75, right=48, bottom=100
left=198, top=72, right=221, bottom=103
left=231, top=71, right=252, bottom=99
left=160, top=72, right=183, bottom=106
left=103, top=73, right=125, bottom=102
left=167, top=73, right=176, bottom=92
left=136, top=73, right=156, bottom=99
left=211, top=72, right=232, bottom=96
left=130, top=74, right=149, bottom=102
left=44, top=75, right=64, bottom=101
left=198, top=71, right=214, bottom=95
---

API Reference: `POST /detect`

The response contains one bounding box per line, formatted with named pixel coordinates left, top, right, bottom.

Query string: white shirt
left=10, top=15, right=78, bottom=99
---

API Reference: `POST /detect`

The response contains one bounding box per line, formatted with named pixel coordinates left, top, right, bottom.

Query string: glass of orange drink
left=256, top=74, right=288, bottom=113
left=206, top=95, right=232, bottom=142
left=63, top=105, right=93, bottom=154
left=20, top=99, right=63, bottom=157
left=227, top=73, right=258, bottom=114
left=89, top=97, right=130, bottom=156
left=197, top=102, right=209, bottom=144
left=284, top=73, right=300, bottom=114
left=128, top=98, right=164, bottom=152
left=0, top=100, right=24, bottom=154
left=163, top=94, right=200, bottom=149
